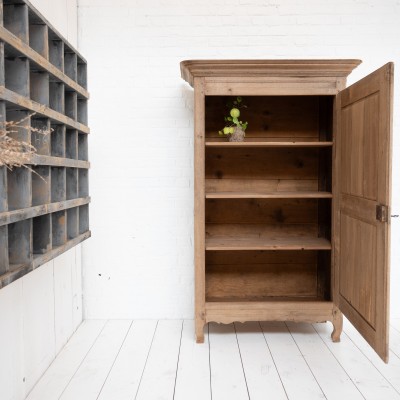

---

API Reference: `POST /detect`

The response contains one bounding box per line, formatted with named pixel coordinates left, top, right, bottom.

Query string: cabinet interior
left=205, top=95, right=334, bottom=303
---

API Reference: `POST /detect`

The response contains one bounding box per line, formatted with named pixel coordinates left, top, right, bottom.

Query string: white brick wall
left=78, top=0, right=400, bottom=319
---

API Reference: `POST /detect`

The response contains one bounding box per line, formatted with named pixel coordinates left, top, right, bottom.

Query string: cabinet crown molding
left=180, top=59, right=362, bottom=87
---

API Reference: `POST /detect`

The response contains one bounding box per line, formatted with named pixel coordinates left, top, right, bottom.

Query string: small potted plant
left=218, top=96, right=248, bottom=142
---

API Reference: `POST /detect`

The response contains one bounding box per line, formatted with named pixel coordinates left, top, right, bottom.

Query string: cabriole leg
left=331, top=306, right=343, bottom=343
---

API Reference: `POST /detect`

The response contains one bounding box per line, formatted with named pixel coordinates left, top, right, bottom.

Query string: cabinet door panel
left=336, top=63, right=393, bottom=362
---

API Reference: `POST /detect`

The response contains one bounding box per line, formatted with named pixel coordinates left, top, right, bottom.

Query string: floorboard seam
left=95, top=320, right=134, bottom=400
left=312, top=324, right=366, bottom=399
left=134, top=320, right=159, bottom=400
left=57, top=319, right=109, bottom=400
left=172, top=320, right=184, bottom=400
left=208, top=323, right=213, bottom=400
left=259, top=322, right=289, bottom=400
left=285, top=322, right=328, bottom=400
left=233, top=323, right=251, bottom=400
left=343, top=329, right=400, bottom=396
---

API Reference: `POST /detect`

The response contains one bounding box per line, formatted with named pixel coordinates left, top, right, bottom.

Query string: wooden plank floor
left=27, top=319, right=400, bottom=400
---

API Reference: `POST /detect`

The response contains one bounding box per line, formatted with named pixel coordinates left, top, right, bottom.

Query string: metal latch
left=376, top=205, right=388, bottom=222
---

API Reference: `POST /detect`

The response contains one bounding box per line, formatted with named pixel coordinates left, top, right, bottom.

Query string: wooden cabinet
left=180, top=60, right=394, bottom=363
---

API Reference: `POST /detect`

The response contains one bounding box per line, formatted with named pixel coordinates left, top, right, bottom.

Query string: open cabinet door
left=335, top=63, right=393, bottom=362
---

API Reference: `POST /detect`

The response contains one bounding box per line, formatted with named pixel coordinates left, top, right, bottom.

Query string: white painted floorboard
left=135, top=320, right=183, bottom=400
left=392, top=319, right=400, bottom=333
left=234, top=321, right=287, bottom=400
left=27, top=319, right=400, bottom=400
left=209, top=322, right=249, bottom=400
left=174, top=320, right=211, bottom=400
left=286, top=322, right=364, bottom=400
left=97, top=320, right=158, bottom=400
left=59, top=320, right=132, bottom=400
left=313, top=322, right=400, bottom=400
left=26, top=320, right=106, bottom=400
left=260, top=321, right=325, bottom=400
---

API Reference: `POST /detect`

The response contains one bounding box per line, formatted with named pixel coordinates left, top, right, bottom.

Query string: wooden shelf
left=206, top=296, right=327, bottom=303
left=0, top=197, right=90, bottom=227
left=0, top=86, right=89, bottom=133
left=0, top=25, right=89, bottom=98
left=30, top=154, right=89, bottom=168
left=0, top=231, right=90, bottom=289
left=204, top=300, right=334, bottom=324
left=206, top=191, right=333, bottom=199
left=206, top=236, right=332, bottom=251
left=205, top=141, right=333, bottom=147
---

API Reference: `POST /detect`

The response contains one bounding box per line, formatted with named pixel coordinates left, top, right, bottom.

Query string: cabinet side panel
left=332, top=82, right=345, bottom=306
left=194, top=77, right=205, bottom=341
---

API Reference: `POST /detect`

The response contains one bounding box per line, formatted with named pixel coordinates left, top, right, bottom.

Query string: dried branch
left=0, top=113, right=51, bottom=170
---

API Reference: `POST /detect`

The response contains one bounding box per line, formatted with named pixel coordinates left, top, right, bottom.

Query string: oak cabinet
left=180, top=60, right=394, bottom=362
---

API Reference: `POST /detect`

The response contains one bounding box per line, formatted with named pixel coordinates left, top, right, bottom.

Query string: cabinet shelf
left=206, top=236, right=332, bottom=251
left=206, top=297, right=327, bottom=303
left=206, top=191, right=333, bottom=199
left=205, top=141, right=333, bottom=148
left=204, top=300, right=334, bottom=324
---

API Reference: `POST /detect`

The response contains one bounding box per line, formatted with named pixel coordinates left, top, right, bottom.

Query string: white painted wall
left=0, top=2, right=81, bottom=400
left=78, top=0, right=400, bottom=320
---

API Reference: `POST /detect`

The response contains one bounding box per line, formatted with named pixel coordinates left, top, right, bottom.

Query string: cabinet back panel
left=206, top=198, right=318, bottom=224
left=206, top=250, right=317, bottom=265
left=205, top=178, right=318, bottom=193
left=205, top=96, right=320, bottom=141
left=206, top=223, right=318, bottom=238
left=206, top=147, right=318, bottom=179
left=206, top=264, right=318, bottom=299
left=205, top=250, right=331, bottom=301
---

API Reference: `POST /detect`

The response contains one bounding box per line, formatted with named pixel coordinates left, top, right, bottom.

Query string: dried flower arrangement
left=0, top=113, right=51, bottom=171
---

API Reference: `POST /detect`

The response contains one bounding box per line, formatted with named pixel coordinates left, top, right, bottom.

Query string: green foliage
left=219, top=96, right=249, bottom=135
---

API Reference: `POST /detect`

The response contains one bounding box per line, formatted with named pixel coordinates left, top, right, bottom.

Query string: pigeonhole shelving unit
left=0, top=0, right=90, bottom=288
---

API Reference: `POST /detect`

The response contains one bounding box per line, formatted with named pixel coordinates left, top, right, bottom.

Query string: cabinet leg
left=331, top=307, right=343, bottom=343
left=195, top=319, right=205, bottom=343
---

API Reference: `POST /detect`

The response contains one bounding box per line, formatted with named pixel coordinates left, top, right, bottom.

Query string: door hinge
left=376, top=205, right=389, bottom=222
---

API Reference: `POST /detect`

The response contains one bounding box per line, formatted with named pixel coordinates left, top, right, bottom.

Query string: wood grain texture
left=206, top=301, right=334, bottom=324
left=205, top=178, right=319, bottom=193
left=183, top=59, right=399, bottom=351
left=206, top=191, right=332, bottom=199
left=181, top=59, right=361, bottom=87
left=0, top=86, right=89, bottom=133
left=205, top=147, right=321, bottom=180
left=0, top=231, right=90, bottom=289
left=336, top=63, right=393, bottom=362
left=194, top=77, right=206, bottom=343
left=206, top=141, right=333, bottom=146
left=0, top=25, right=89, bottom=98
left=206, top=95, right=320, bottom=141
left=206, top=263, right=318, bottom=300
left=206, top=198, right=320, bottom=224
left=0, top=197, right=90, bottom=227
